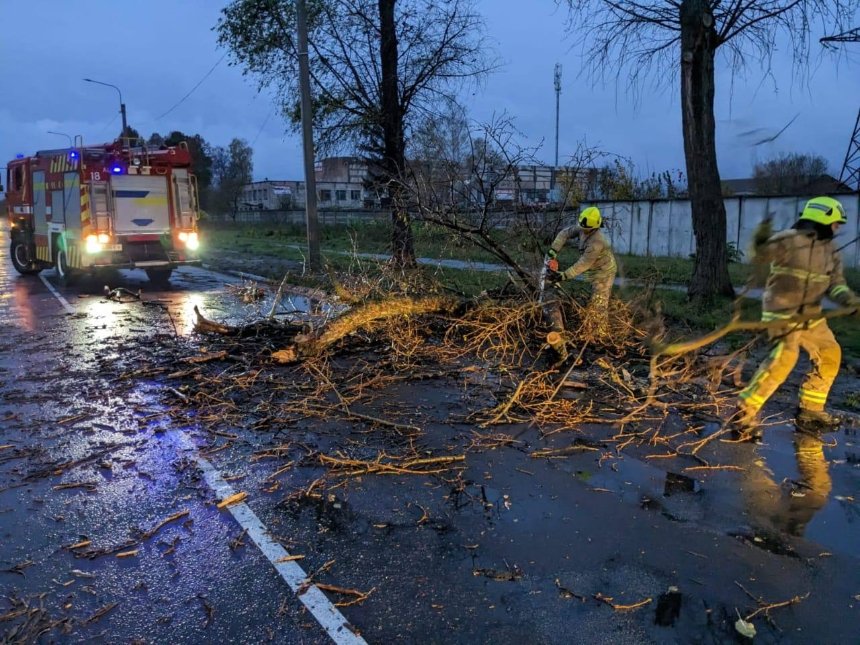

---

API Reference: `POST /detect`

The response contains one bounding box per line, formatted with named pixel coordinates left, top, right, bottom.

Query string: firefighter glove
left=546, top=269, right=563, bottom=285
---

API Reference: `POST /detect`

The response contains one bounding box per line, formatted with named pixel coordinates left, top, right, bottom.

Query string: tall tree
left=212, top=138, right=254, bottom=219
left=560, top=1, right=858, bottom=299
left=163, top=131, right=215, bottom=192
left=217, top=0, right=489, bottom=266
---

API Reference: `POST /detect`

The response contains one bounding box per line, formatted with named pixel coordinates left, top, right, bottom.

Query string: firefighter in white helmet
left=544, top=206, right=617, bottom=351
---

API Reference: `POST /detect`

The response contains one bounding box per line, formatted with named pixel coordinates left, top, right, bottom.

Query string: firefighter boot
left=795, top=408, right=842, bottom=435
left=728, top=403, right=762, bottom=443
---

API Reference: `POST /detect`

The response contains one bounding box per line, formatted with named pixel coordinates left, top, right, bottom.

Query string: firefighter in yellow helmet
left=734, top=196, right=860, bottom=436
left=544, top=206, right=617, bottom=347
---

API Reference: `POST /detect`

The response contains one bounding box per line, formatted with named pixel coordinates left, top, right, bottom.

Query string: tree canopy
left=217, top=0, right=490, bottom=264
left=753, top=152, right=830, bottom=195
left=560, top=0, right=859, bottom=299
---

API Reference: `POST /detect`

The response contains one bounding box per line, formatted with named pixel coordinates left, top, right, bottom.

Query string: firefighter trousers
left=739, top=320, right=842, bottom=413
left=543, top=276, right=613, bottom=337
left=587, top=279, right=613, bottom=337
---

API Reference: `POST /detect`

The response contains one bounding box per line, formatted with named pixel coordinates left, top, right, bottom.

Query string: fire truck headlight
left=178, top=231, right=189, bottom=242
left=85, top=235, right=103, bottom=254
left=185, top=231, right=200, bottom=251
left=97, top=233, right=110, bottom=244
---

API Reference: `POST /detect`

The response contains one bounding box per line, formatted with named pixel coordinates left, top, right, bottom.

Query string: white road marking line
left=37, top=277, right=365, bottom=644
left=39, top=274, right=76, bottom=314
left=187, top=444, right=366, bottom=645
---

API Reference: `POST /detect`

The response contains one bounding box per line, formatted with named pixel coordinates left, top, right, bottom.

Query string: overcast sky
left=2, top=1, right=858, bottom=183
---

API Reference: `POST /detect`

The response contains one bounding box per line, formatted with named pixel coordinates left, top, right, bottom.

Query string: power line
left=154, top=52, right=227, bottom=122
left=99, top=113, right=120, bottom=136
left=251, top=111, right=275, bottom=147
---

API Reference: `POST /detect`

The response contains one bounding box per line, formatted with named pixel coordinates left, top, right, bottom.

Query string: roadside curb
left=199, top=263, right=332, bottom=304
left=201, top=264, right=277, bottom=285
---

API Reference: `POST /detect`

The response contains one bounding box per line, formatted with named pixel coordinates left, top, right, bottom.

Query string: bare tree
left=753, top=152, right=830, bottom=194
left=407, top=101, right=472, bottom=208
left=411, top=114, right=608, bottom=291
left=217, top=0, right=490, bottom=267
left=560, top=0, right=858, bottom=299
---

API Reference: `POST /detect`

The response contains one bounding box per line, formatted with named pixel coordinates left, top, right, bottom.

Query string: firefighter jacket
left=751, top=222, right=860, bottom=319
left=550, top=226, right=617, bottom=285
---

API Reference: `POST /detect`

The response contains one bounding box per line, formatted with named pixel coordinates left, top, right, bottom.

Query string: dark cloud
left=2, top=1, right=857, bottom=182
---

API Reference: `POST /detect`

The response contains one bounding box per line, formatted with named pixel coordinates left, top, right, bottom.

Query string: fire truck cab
left=5, top=139, right=201, bottom=285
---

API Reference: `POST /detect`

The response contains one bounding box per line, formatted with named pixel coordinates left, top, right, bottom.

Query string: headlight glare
left=85, top=235, right=103, bottom=254
left=185, top=231, right=200, bottom=251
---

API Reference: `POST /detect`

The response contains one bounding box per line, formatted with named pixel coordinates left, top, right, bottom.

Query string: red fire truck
left=4, top=138, right=201, bottom=284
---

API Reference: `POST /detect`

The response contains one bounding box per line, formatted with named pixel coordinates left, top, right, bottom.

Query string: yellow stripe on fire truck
left=80, top=185, right=90, bottom=226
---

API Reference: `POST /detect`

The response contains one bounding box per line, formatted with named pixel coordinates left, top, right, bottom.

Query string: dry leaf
left=735, top=618, right=756, bottom=639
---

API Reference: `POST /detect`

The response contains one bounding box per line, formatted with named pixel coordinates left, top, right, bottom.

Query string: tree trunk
left=379, top=0, right=416, bottom=267
left=680, top=0, right=734, bottom=300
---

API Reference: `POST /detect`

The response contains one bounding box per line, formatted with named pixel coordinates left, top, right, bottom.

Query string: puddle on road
left=58, top=268, right=324, bottom=338
left=752, top=423, right=860, bottom=557
left=530, top=415, right=860, bottom=559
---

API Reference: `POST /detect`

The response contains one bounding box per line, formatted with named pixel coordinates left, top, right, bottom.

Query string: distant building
left=239, top=157, right=381, bottom=211
left=239, top=156, right=600, bottom=213
left=239, top=180, right=302, bottom=210
left=722, top=174, right=853, bottom=197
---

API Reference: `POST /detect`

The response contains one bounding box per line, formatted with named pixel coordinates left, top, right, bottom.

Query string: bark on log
left=193, top=306, right=237, bottom=335
left=272, top=295, right=461, bottom=363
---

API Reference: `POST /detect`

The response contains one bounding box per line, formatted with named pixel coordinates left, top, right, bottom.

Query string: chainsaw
left=538, top=253, right=560, bottom=305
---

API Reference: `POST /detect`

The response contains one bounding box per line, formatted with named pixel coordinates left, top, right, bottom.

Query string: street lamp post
left=83, top=78, right=128, bottom=137
left=47, top=131, right=73, bottom=147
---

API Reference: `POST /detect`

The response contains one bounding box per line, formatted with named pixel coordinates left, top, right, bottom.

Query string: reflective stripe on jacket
left=751, top=226, right=859, bottom=316
left=550, top=226, right=617, bottom=284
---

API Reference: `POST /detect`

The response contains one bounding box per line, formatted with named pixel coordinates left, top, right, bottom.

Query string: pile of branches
left=166, top=268, right=755, bottom=476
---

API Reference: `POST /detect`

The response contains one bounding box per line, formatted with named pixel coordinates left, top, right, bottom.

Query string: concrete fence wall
left=587, top=192, right=860, bottom=269
left=211, top=209, right=389, bottom=226
left=213, top=192, right=860, bottom=268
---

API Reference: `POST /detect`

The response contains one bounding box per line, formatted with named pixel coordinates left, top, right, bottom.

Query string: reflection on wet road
left=2, top=234, right=860, bottom=642
left=0, top=253, right=340, bottom=642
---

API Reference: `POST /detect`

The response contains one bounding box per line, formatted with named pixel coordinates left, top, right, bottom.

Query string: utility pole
left=296, top=0, right=321, bottom=272
left=554, top=64, right=562, bottom=169
left=552, top=64, right=562, bottom=192
left=821, top=27, right=860, bottom=191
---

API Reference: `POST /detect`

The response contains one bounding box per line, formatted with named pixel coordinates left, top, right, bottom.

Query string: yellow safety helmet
left=579, top=206, right=602, bottom=229
left=799, top=196, right=847, bottom=226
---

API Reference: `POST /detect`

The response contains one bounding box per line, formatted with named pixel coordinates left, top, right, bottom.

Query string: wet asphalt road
left=0, top=253, right=336, bottom=642
left=2, top=235, right=860, bottom=643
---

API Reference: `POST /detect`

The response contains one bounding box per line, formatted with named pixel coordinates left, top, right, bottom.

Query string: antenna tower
left=821, top=28, right=860, bottom=190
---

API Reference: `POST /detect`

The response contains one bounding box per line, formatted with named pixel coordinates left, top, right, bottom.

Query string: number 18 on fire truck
left=4, top=138, right=202, bottom=285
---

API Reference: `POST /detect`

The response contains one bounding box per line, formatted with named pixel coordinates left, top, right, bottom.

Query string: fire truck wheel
left=10, top=241, right=42, bottom=275
left=55, top=249, right=78, bottom=286
left=146, top=268, right=173, bottom=285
